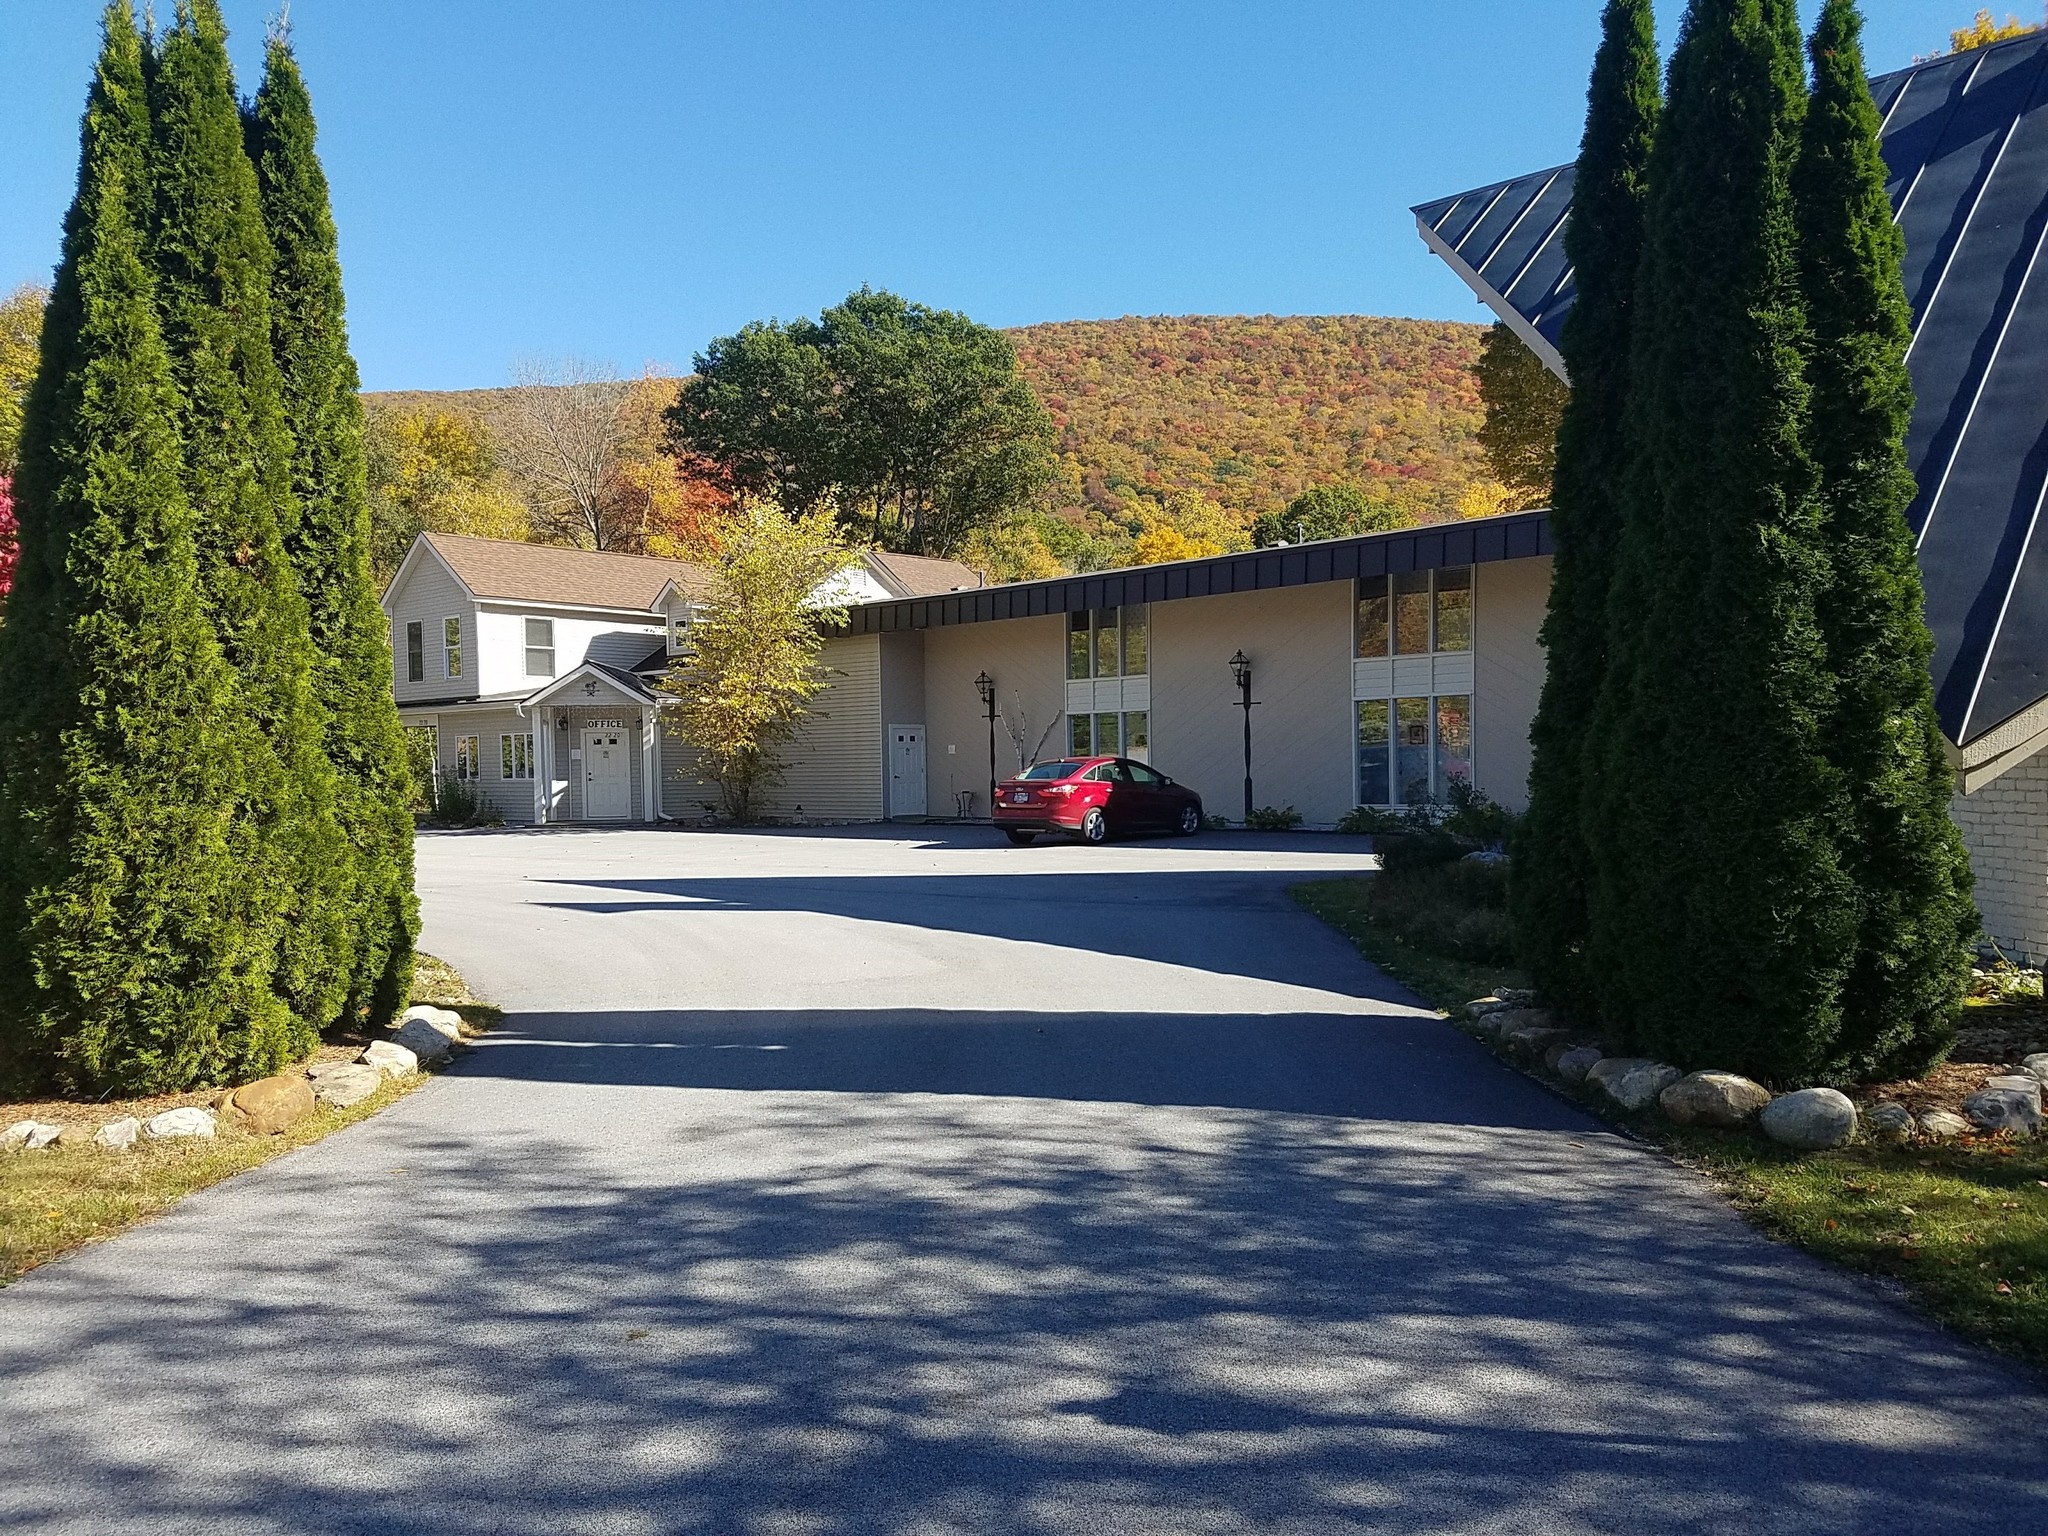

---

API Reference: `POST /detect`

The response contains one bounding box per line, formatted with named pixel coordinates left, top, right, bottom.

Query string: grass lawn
left=0, top=953, right=499, bottom=1286
left=1295, top=873, right=2048, bottom=1372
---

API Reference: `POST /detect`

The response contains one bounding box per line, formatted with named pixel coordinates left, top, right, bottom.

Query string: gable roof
left=1412, top=29, right=2048, bottom=749
left=420, top=533, right=712, bottom=612
left=862, top=550, right=984, bottom=598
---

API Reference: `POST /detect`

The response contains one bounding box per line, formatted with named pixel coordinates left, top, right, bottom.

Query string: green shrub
left=1439, top=781, right=1519, bottom=847
left=1375, top=828, right=1469, bottom=874
left=1365, top=858, right=1514, bottom=963
left=1246, top=805, right=1303, bottom=830
left=1336, top=804, right=1405, bottom=835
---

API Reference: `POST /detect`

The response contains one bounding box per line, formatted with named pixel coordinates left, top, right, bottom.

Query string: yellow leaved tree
left=1950, top=9, right=2037, bottom=53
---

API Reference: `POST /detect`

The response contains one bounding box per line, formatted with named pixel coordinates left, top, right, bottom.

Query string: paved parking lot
left=3, top=824, right=2046, bottom=1534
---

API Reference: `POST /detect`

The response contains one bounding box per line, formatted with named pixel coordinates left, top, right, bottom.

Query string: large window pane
left=1435, top=695, right=1472, bottom=794
left=1393, top=572, right=1431, bottom=655
left=1122, top=605, right=1148, bottom=675
left=1095, top=712, right=1121, bottom=754
left=1068, top=714, right=1092, bottom=755
left=1395, top=697, right=1431, bottom=804
left=1094, top=608, right=1119, bottom=678
left=1357, top=700, right=1390, bottom=804
left=1434, top=568, right=1472, bottom=652
left=1068, top=611, right=1090, bottom=680
left=1357, top=577, right=1390, bottom=658
left=1124, top=711, right=1149, bottom=761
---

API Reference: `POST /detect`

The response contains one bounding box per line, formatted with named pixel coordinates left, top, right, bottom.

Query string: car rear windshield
left=1018, top=760, right=1084, bottom=780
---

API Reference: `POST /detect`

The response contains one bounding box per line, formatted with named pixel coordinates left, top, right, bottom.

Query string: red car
left=992, top=756, right=1204, bottom=845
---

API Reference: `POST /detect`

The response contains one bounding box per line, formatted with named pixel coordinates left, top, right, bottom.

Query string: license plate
left=1011, top=792, right=1032, bottom=804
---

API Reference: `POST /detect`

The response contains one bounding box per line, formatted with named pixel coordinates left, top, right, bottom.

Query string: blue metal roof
left=1414, top=30, right=2048, bottom=748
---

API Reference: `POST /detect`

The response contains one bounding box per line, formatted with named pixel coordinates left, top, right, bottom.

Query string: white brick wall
left=1952, top=745, right=2048, bottom=962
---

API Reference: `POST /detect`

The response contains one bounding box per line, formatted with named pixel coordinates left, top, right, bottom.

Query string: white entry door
left=582, top=728, right=632, bottom=820
left=888, top=724, right=927, bottom=818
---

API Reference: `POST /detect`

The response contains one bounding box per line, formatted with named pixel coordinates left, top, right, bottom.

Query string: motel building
left=384, top=31, right=2048, bottom=965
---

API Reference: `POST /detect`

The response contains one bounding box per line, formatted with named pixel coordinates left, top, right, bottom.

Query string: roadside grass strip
left=0, top=954, right=498, bottom=1285
left=1294, top=874, right=2048, bottom=1372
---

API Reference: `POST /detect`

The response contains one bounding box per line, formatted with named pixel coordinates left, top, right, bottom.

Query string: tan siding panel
left=924, top=617, right=1067, bottom=816
left=1953, top=746, right=2048, bottom=963
left=1471, top=557, right=1550, bottom=812
left=757, top=636, right=885, bottom=821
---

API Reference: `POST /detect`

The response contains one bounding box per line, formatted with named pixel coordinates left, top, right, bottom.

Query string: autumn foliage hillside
left=1010, top=314, right=1492, bottom=525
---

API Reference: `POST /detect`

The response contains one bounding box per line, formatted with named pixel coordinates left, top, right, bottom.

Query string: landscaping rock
left=229, top=1075, right=314, bottom=1135
left=1660, top=1071, right=1772, bottom=1127
left=1983, top=1074, right=2044, bottom=1108
left=2020, top=1052, right=2048, bottom=1085
left=360, top=1040, right=418, bottom=1078
left=390, top=1017, right=456, bottom=1063
left=142, top=1107, right=216, bottom=1141
left=1554, top=1047, right=1603, bottom=1084
left=1495, top=988, right=1536, bottom=1005
left=309, top=1063, right=382, bottom=1108
left=1919, top=1109, right=1972, bottom=1140
left=1507, top=1025, right=1574, bottom=1059
left=92, top=1117, right=140, bottom=1150
left=1586, top=1057, right=1656, bottom=1097
left=1865, top=1102, right=1915, bottom=1138
left=1609, top=1062, right=1684, bottom=1112
left=5, top=1119, right=64, bottom=1150
left=1759, top=1088, right=1857, bottom=1150
left=402, top=1004, right=465, bottom=1040
left=1963, top=1087, right=2042, bottom=1138
left=1464, top=997, right=1516, bottom=1020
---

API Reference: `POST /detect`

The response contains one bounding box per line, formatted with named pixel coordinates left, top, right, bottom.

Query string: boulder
left=401, top=1005, right=465, bottom=1040
left=1759, top=1088, right=1857, bottom=1150
left=1919, top=1108, right=1972, bottom=1140
left=92, top=1117, right=141, bottom=1151
left=1608, top=1062, right=1684, bottom=1112
left=2019, top=1052, right=2048, bottom=1086
left=360, top=1040, right=418, bottom=1078
left=1586, top=1057, right=1658, bottom=1096
left=1464, top=997, right=1516, bottom=1020
left=1660, top=1071, right=1772, bottom=1127
left=142, top=1107, right=216, bottom=1141
left=5, top=1119, right=64, bottom=1150
left=1488, top=1007, right=1555, bottom=1037
left=1506, top=1026, right=1574, bottom=1059
left=229, top=1075, right=314, bottom=1135
left=1554, top=1047, right=1603, bottom=1085
left=390, top=1018, right=456, bottom=1063
left=1983, top=1074, right=2044, bottom=1108
left=309, top=1063, right=383, bottom=1109
left=1963, top=1087, right=2042, bottom=1138
left=1864, top=1102, right=1915, bottom=1138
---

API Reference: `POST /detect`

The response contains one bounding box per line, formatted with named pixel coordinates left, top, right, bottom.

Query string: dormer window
left=668, top=608, right=695, bottom=655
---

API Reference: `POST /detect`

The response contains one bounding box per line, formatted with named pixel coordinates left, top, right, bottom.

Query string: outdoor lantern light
left=1229, top=650, right=1256, bottom=824
left=975, top=672, right=998, bottom=820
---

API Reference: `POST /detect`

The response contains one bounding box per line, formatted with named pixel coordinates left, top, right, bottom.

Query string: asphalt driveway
left=4, top=824, right=2047, bottom=1534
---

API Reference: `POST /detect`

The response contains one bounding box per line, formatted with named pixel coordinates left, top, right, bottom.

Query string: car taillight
left=1045, top=783, right=1075, bottom=795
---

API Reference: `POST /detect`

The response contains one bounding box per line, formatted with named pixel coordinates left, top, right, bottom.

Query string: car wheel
left=1179, top=804, right=1201, bottom=836
left=1004, top=829, right=1036, bottom=846
left=1079, top=808, right=1108, bottom=844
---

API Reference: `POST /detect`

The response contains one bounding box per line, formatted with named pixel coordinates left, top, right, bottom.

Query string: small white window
left=525, top=617, right=555, bottom=678
left=444, top=616, right=463, bottom=678
left=667, top=609, right=693, bottom=654
left=500, top=732, right=535, bottom=780
left=453, top=735, right=480, bottom=781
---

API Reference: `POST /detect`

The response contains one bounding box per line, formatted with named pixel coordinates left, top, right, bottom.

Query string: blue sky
left=1, top=2, right=1966, bottom=391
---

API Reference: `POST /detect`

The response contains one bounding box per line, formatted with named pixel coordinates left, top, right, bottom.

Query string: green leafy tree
left=1473, top=322, right=1570, bottom=509
left=148, top=0, right=350, bottom=1043
left=1512, top=0, right=1659, bottom=1021
left=1796, top=0, right=1976, bottom=1079
left=1594, top=0, right=1854, bottom=1082
left=248, top=30, right=419, bottom=1027
left=0, top=283, right=49, bottom=475
left=0, top=3, right=295, bottom=1093
left=667, top=287, right=1056, bottom=557
left=660, top=501, right=856, bottom=822
left=1250, top=482, right=1405, bottom=547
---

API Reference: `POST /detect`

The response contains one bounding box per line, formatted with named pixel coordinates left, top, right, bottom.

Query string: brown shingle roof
left=421, top=533, right=711, bottom=611
left=863, top=550, right=984, bottom=597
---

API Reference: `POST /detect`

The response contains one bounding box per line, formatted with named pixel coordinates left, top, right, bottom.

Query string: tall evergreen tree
left=248, top=32, right=417, bottom=1025
left=147, top=0, right=352, bottom=1044
left=0, top=2, right=295, bottom=1093
left=1510, top=0, right=1660, bottom=1019
left=1795, top=0, right=1976, bottom=1079
left=1591, top=0, right=1854, bottom=1082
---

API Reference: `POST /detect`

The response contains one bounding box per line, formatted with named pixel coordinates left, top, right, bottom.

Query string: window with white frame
left=668, top=609, right=694, bottom=654
left=453, top=734, right=481, bottom=781
left=501, top=732, right=536, bottom=780
left=444, top=616, right=463, bottom=678
left=1067, top=606, right=1148, bottom=680
left=1069, top=710, right=1149, bottom=761
left=524, top=618, right=555, bottom=678
left=1353, top=566, right=1474, bottom=806
left=405, top=621, right=424, bottom=683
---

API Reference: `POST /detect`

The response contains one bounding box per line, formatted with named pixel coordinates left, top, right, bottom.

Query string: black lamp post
left=1229, top=649, right=1255, bottom=824
left=975, top=671, right=998, bottom=820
